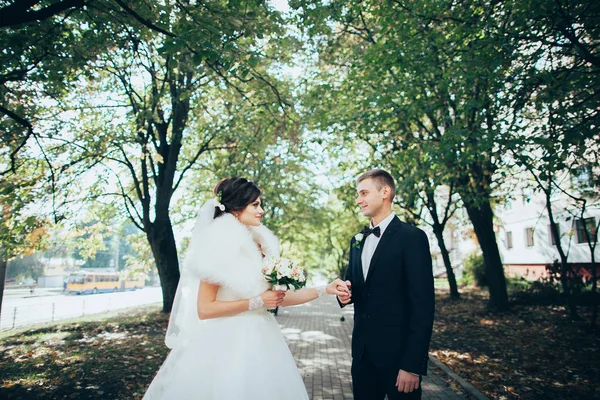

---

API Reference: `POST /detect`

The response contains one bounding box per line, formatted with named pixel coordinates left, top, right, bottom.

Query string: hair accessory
left=214, top=190, right=225, bottom=211
left=214, top=198, right=225, bottom=211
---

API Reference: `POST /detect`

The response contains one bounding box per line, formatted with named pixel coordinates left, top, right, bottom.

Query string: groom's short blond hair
left=357, top=169, right=396, bottom=200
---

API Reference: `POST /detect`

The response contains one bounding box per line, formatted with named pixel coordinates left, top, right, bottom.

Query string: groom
left=338, top=169, right=435, bottom=399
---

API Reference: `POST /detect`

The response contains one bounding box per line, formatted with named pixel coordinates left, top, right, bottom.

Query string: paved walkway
left=276, top=296, right=467, bottom=400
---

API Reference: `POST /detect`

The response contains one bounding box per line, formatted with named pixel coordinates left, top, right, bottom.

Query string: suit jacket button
left=361, top=313, right=368, bottom=319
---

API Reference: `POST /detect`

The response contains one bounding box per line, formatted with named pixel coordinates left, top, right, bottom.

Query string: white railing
left=0, top=287, right=163, bottom=331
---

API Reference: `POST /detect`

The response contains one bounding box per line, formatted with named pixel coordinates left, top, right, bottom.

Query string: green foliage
left=70, top=219, right=137, bottom=271
left=504, top=0, right=599, bottom=146
left=510, top=262, right=596, bottom=306
left=461, top=252, right=487, bottom=287
left=6, top=253, right=45, bottom=281
left=306, top=194, right=364, bottom=280
left=0, top=166, right=49, bottom=263
left=1, top=1, right=143, bottom=174
left=1, top=0, right=294, bottom=311
left=293, top=0, right=516, bottom=307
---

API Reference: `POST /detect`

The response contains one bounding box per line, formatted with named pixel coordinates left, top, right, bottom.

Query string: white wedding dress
left=143, top=208, right=309, bottom=400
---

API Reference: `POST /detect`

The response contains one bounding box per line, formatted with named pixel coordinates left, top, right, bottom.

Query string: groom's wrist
left=399, top=369, right=419, bottom=377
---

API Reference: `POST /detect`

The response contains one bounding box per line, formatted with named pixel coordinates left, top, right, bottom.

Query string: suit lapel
left=365, top=216, right=401, bottom=285
left=353, top=242, right=366, bottom=284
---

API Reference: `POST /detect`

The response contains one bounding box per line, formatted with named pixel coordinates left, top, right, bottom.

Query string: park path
left=276, top=296, right=469, bottom=400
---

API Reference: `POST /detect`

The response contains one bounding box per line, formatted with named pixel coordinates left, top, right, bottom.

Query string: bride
left=143, top=177, right=351, bottom=399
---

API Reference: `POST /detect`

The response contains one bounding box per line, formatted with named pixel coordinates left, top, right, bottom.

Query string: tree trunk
left=432, top=225, right=460, bottom=298
left=147, top=217, right=180, bottom=313
left=545, top=194, right=579, bottom=319
left=425, top=187, right=459, bottom=299
left=583, top=219, right=599, bottom=330
left=462, top=198, right=510, bottom=310
left=0, top=256, right=7, bottom=320
left=590, top=249, right=598, bottom=330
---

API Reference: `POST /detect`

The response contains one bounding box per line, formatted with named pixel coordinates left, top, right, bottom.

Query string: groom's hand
left=327, top=279, right=351, bottom=297
left=336, top=280, right=352, bottom=304
left=396, top=369, right=419, bottom=393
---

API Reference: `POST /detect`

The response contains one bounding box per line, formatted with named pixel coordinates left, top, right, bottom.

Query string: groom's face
left=356, top=178, right=385, bottom=218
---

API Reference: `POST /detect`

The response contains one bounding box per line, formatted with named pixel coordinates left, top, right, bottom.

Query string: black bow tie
left=361, top=226, right=381, bottom=238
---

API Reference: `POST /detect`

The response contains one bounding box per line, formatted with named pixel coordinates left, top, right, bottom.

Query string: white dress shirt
left=361, top=212, right=396, bottom=279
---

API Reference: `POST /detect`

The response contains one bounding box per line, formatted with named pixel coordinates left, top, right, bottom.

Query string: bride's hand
left=262, top=290, right=286, bottom=308
left=326, top=279, right=351, bottom=297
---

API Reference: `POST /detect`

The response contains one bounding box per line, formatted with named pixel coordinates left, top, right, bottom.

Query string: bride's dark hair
left=213, top=177, right=261, bottom=219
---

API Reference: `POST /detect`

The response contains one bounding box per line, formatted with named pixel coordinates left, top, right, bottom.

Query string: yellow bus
left=66, top=272, right=144, bottom=295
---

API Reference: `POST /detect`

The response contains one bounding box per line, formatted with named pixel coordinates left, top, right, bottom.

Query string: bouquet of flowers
left=262, top=257, right=307, bottom=291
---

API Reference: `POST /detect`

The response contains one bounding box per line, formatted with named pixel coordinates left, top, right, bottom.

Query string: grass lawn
left=0, top=306, right=169, bottom=399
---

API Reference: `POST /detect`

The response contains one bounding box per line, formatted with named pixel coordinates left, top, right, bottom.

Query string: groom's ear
left=382, top=185, right=391, bottom=200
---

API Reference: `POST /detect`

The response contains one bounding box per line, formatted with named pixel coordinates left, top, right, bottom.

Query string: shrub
left=461, top=252, right=487, bottom=287
left=511, top=260, right=592, bottom=305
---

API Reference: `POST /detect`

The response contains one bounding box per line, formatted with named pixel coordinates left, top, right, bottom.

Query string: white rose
left=355, top=233, right=364, bottom=242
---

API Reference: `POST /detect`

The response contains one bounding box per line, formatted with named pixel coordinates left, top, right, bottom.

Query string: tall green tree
left=35, top=2, right=292, bottom=312
left=503, top=0, right=599, bottom=320
left=390, top=158, right=461, bottom=298
left=508, top=129, right=582, bottom=320
left=293, top=0, right=521, bottom=309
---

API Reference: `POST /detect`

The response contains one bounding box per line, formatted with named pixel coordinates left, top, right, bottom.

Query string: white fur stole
left=183, top=214, right=280, bottom=298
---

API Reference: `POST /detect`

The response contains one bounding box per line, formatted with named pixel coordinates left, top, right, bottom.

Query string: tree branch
left=113, top=0, right=175, bottom=38
left=0, top=0, right=84, bottom=28
left=0, top=105, right=34, bottom=176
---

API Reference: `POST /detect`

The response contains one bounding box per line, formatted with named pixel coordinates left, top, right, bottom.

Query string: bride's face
left=236, top=197, right=264, bottom=226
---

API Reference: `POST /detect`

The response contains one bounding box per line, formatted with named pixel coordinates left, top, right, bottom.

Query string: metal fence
left=0, top=287, right=162, bottom=331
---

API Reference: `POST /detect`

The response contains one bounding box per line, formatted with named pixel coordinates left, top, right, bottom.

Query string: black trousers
left=351, top=353, right=422, bottom=400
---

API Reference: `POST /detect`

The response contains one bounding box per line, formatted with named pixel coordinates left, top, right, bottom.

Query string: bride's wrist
left=249, top=295, right=264, bottom=310
left=315, top=285, right=327, bottom=298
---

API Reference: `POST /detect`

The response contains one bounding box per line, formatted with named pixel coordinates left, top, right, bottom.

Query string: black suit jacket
left=340, top=216, right=435, bottom=376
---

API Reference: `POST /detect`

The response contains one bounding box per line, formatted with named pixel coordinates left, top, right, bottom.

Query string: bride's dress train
left=143, top=307, right=308, bottom=399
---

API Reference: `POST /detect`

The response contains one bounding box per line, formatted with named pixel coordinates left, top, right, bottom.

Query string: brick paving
left=276, top=296, right=468, bottom=400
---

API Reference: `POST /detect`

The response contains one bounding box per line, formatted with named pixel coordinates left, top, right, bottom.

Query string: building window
left=549, top=224, right=560, bottom=246
left=525, top=227, right=534, bottom=247
left=506, top=231, right=513, bottom=249
left=576, top=218, right=597, bottom=244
